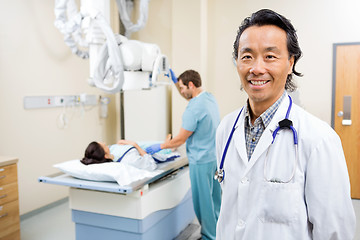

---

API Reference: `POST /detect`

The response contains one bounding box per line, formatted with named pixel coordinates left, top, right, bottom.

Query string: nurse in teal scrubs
left=146, top=69, right=221, bottom=240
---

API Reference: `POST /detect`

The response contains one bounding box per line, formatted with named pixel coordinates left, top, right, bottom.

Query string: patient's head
left=81, top=141, right=113, bottom=165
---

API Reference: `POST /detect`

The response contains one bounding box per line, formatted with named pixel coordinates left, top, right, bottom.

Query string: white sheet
left=54, top=159, right=163, bottom=186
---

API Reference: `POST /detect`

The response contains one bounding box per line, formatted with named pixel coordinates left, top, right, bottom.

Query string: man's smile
left=249, top=80, right=269, bottom=86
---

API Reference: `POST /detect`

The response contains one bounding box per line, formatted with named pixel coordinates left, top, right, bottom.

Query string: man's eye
left=266, top=55, right=276, bottom=59
left=241, top=55, right=251, bottom=60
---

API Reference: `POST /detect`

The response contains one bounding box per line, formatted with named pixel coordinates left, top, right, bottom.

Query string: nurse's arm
left=160, top=128, right=192, bottom=149
left=173, top=82, right=181, bottom=95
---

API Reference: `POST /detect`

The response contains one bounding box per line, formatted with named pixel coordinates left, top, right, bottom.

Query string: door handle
left=342, top=95, right=352, bottom=126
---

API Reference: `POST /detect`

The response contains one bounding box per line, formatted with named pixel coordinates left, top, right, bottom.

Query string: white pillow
left=54, top=159, right=162, bottom=186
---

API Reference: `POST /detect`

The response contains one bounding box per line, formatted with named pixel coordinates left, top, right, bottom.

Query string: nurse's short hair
left=178, top=70, right=202, bottom=88
left=233, top=9, right=303, bottom=92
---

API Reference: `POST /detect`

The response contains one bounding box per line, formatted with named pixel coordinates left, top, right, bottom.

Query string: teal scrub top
left=182, top=92, right=220, bottom=164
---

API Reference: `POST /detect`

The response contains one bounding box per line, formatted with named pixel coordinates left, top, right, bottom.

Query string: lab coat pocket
left=258, top=181, right=301, bottom=224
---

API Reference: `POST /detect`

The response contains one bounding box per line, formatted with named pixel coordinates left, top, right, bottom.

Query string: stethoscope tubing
left=219, top=108, right=243, bottom=170
left=214, top=108, right=243, bottom=183
left=215, top=95, right=298, bottom=184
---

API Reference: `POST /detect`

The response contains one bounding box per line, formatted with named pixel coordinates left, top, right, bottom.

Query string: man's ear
left=288, top=56, right=295, bottom=75
left=188, top=81, right=195, bottom=88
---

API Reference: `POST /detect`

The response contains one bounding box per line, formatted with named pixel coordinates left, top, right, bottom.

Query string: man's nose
left=249, top=58, right=266, bottom=75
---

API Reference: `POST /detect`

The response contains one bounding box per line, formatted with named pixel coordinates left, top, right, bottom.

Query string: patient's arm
left=117, top=140, right=147, bottom=156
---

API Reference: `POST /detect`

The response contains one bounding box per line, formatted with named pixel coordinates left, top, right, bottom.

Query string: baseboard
left=20, top=197, right=69, bottom=221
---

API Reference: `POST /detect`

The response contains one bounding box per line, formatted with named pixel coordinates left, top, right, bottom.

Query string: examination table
left=39, top=156, right=195, bottom=240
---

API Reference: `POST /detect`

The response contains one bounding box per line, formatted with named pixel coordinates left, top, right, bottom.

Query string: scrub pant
left=189, top=161, right=221, bottom=240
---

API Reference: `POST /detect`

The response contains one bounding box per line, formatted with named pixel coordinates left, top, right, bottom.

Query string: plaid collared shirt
left=244, top=91, right=286, bottom=160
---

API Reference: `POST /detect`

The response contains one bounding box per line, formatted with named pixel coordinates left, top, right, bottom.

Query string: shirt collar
left=245, top=91, right=286, bottom=128
left=195, top=90, right=205, bottom=98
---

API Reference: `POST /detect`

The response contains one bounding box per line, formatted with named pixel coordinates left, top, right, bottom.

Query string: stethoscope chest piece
left=214, top=169, right=225, bottom=183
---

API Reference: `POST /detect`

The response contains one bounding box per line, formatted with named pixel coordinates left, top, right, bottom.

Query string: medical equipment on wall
left=214, top=95, right=299, bottom=184
left=54, top=94, right=109, bottom=129
left=54, top=0, right=169, bottom=93
left=23, top=94, right=105, bottom=128
left=115, top=0, right=149, bottom=38
left=99, top=96, right=110, bottom=118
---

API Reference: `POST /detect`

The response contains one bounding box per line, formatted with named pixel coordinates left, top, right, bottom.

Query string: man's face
left=179, top=79, right=193, bottom=100
left=236, top=25, right=294, bottom=109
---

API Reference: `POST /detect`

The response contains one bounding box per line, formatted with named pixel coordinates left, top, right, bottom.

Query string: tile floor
left=20, top=199, right=360, bottom=240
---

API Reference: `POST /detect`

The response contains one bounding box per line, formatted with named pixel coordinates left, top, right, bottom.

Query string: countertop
left=0, top=156, right=18, bottom=167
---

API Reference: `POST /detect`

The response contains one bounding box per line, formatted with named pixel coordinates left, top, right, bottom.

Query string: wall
left=136, top=0, right=360, bottom=134
left=207, top=0, right=360, bottom=122
left=134, top=0, right=360, bottom=132
left=0, top=1, right=116, bottom=215
left=144, top=0, right=360, bottom=126
left=2, top=0, right=360, bottom=215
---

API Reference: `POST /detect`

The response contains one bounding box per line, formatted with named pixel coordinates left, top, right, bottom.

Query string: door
left=332, top=43, right=360, bottom=199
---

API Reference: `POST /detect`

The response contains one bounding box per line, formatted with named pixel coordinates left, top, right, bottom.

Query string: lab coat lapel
left=233, top=109, right=248, bottom=165
left=245, top=94, right=290, bottom=173
left=247, top=125, right=273, bottom=168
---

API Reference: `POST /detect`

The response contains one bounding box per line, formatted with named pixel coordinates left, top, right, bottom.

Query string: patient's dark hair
left=81, top=141, right=113, bottom=165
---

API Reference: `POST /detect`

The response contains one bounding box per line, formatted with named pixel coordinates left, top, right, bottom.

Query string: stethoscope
left=214, top=95, right=298, bottom=184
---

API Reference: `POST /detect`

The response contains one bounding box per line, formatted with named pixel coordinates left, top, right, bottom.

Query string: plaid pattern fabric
left=244, top=91, right=286, bottom=160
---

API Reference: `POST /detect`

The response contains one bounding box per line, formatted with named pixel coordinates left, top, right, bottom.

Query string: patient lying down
left=81, top=140, right=157, bottom=171
left=54, top=136, right=179, bottom=185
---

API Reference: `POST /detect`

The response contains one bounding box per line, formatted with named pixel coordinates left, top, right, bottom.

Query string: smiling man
left=238, top=24, right=294, bottom=120
left=215, top=9, right=355, bottom=239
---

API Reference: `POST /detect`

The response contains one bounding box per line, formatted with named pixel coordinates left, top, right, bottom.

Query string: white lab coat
left=215, top=94, right=356, bottom=240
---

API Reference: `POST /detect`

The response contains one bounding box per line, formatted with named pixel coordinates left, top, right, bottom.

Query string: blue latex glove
left=146, top=144, right=162, bottom=155
left=169, top=68, right=178, bottom=84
